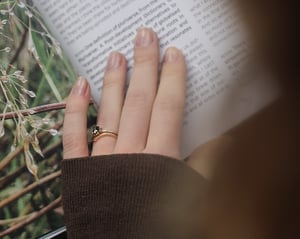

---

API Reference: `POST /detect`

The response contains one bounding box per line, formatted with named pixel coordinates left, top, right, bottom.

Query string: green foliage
left=0, top=1, right=83, bottom=238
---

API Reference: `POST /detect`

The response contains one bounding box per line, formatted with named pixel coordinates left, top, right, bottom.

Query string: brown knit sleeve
left=61, top=154, right=206, bottom=239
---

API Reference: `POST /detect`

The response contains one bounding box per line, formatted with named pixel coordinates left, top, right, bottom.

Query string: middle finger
left=115, top=28, right=159, bottom=153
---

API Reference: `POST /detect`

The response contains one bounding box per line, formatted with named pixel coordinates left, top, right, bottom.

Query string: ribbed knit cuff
left=61, top=154, right=206, bottom=239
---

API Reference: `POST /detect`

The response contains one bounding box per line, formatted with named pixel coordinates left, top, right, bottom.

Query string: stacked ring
left=91, top=126, right=118, bottom=142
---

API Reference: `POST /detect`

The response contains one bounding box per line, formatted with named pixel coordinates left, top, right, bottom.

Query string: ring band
left=91, top=126, right=118, bottom=142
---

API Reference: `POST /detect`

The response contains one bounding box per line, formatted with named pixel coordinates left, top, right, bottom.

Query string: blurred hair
left=205, top=1, right=300, bottom=239
left=235, top=0, right=300, bottom=94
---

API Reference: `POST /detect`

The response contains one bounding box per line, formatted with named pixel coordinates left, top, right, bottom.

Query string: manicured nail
left=107, top=52, right=122, bottom=70
left=71, top=77, right=88, bottom=96
left=164, top=48, right=182, bottom=63
left=135, top=28, right=154, bottom=47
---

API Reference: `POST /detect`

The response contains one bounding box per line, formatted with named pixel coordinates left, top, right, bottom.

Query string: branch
left=0, top=171, right=61, bottom=209
left=0, top=140, right=62, bottom=189
left=0, top=144, right=23, bottom=172
left=0, top=119, right=63, bottom=171
left=0, top=212, right=35, bottom=226
left=0, top=165, right=25, bottom=189
left=0, top=100, right=94, bottom=120
left=0, top=196, right=62, bottom=238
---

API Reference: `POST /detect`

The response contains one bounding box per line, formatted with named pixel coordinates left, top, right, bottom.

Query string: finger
left=115, top=28, right=159, bottom=153
left=63, top=77, right=90, bottom=159
left=92, top=52, right=127, bottom=155
left=145, top=47, right=186, bottom=159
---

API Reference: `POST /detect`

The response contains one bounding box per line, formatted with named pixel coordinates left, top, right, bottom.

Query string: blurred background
left=0, top=1, right=95, bottom=238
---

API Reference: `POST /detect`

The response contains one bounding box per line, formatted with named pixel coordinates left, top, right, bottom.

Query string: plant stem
left=0, top=100, right=94, bottom=120
left=0, top=196, right=62, bottom=237
left=0, top=171, right=61, bottom=209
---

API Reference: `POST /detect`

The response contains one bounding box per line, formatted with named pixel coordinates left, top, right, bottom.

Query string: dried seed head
left=13, top=70, right=23, bottom=76
left=24, top=141, right=39, bottom=180
left=32, top=134, right=44, bottom=157
left=0, top=0, right=65, bottom=178
left=30, top=117, right=43, bottom=128
left=10, top=144, right=16, bottom=152
left=0, top=20, right=7, bottom=30
left=25, top=10, right=33, bottom=18
left=17, top=75, right=27, bottom=83
left=1, top=75, right=9, bottom=83
left=2, top=19, right=8, bottom=25
left=7, top=101, right=12, bottom=109
left=0, top=10, right=7, bottom=15
left=4, top=47, right=11, bottom=53
left=17, top=1, right=26, bottom=8
left=49, top=128, right=58, bottom=136
left=22, top=88, right=36, bottom=98
left=19, top=94, right=28, bottom=107
left=42, top=118, right=50, bottom=125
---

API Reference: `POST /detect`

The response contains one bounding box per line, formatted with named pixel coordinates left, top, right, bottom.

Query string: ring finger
left=92, top=52, right=127, bottom=155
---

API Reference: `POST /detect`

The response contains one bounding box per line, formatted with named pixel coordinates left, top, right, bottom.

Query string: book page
left=33, top=0, right=278, bottom=157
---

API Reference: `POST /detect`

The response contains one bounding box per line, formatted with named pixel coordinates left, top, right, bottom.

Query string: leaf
left=29, top=25, right=62, bottom=101
left=29, top=28, right=48, bottom=65
left=31, top=134, right=44, bottom=157
left=24, top=140, right=39, bottom=180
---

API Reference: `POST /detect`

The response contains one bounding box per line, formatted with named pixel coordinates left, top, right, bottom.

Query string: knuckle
left=102, top=77, right=123, bottom=91
left=155, top=95, right=184, bottom=112
left=65, top=106, right=82, bottom=115
left=125, top=90, right=153, bottom=110
left=65, top=98, right=87, bottom=115
left=63, top=133, right=85, bottom=156
left=134, top=52, right=158, bottom=66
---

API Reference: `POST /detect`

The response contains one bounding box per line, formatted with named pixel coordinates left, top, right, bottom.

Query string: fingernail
left=72, top=77, right=88, bottom=96
left=135, top=28, right=154, bottom=47
left=164, top=48, right=182, bottom=63
left=107, top=52, right=122, bottom=70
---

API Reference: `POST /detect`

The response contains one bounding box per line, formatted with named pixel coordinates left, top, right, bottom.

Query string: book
left=32, top=0, right=278, bottom=158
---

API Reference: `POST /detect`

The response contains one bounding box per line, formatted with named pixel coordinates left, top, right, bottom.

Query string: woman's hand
left=63, top=28, right=186, bottom=160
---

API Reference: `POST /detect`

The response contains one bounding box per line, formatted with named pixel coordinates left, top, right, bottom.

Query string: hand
left=63, top=28, right=186, bottom=160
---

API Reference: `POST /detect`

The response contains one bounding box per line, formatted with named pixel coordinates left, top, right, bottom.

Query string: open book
left=33, top=0, right=278, bottom=158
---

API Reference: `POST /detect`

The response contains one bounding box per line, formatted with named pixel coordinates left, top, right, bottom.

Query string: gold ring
left=91, top=126, right=118, bottom=142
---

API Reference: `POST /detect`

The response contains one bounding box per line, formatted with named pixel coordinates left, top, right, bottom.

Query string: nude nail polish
left=164, top=48, right=181, bottom=63
left=107, top=52, right=122, bottom=70
left=135, top=28, right=154, bottom=47
left=72, top=77, right=88, bottom=96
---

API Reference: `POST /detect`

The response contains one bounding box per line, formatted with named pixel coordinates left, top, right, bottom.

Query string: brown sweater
left=61, top=154, right=206, bottom=239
